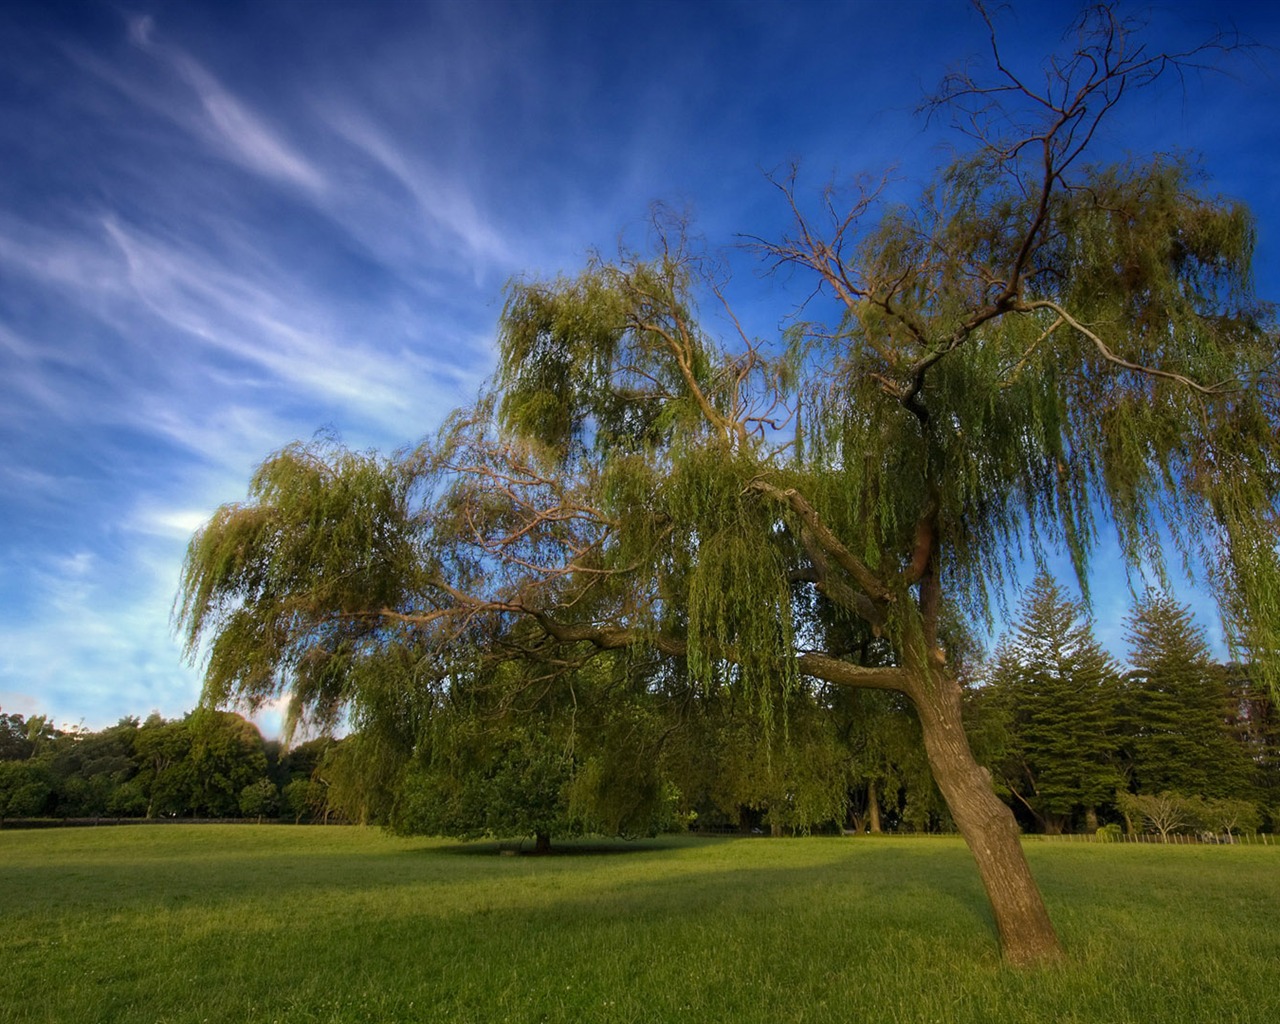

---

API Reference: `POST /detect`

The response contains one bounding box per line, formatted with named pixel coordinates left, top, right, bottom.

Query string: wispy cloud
left=1, top=202, right=487, bottom=453
left=76, top=13, right=521, bottom=288
left=101, top=218, right=412, bottom=413
left=132, top=505, right=213, bottom=541
left=0, top=215, right=126, bottom=296
left=322, top=107, right=512, bottom=269
left=122, top=15, right=326, bottom=193
left=0, top=323, right=87, bottom=423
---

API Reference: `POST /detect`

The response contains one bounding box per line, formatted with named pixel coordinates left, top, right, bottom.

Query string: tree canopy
left=177, top=5, right=1276, bottom=966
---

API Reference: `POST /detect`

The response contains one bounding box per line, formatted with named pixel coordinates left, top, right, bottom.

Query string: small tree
left=282, top=778, right=327, bottom=823
left=1200, top=796, right=1260, bottom=839
left=1117, top=791, right=1195, bottom=841
left=393, top=653, right=675, bottom=851
left=239, top=778, right=279, bottom=822
left=397, top=721, right=577, bottom=854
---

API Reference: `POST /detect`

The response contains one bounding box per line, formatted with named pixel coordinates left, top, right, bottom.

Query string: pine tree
left=1224, top=664, right=1280, bottom=825
left=1122, top=593, right=1254, bottom=801
left=986, top=573, right=1123, bottom=833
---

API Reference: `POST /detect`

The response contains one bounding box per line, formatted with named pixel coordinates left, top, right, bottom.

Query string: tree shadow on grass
left=410, top=835, right=996, bottom=936
left=427, top=837, right=689, bottom=857
left=410, top=838, right=1000, bottom=954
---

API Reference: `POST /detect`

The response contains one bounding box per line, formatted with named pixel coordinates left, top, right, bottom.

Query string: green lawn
left=0, top=826, right=1276, bottom=1023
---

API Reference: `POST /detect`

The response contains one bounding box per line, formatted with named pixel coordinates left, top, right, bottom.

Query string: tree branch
left=528, top=608, right=910, bottom=693
left=1022, top=300, right=1241, bottom=395
left=744, top=478, right=895, bottom=607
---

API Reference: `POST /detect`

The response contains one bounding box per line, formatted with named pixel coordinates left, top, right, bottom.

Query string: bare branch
left=1023, top=300, right=1243, bottom=396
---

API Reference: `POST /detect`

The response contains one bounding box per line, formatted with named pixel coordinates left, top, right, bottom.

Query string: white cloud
left=53, top=551, right=95, bottom=578
left=322, top=108, right=511, bottom=268
left=127, top=15, right=154, bottom=48
left=0, top=462, right=69, bottom=501
left=131, top=506, right=215, bottom=541
left=0, top=340, right=84, bottom=424
left=0, top=218, right=126, bottom=295
left=122, top=17, right=326, bottom=193
left=173, top=52, right=326, bottom=193
left=98, top=216, right=447, bottom=427
left=0, top=541, right=204, bottom=731
left=0, top=691, right=42, bottom=719
left=141, top=402, right=302, bottom=475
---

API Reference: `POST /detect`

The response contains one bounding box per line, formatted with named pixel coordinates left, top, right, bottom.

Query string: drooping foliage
left=176, top=10, right=1280, bottom=729
left=177, top=440, right=432, bottom=732
left=391, top=651, right=678, bottom=847
left=792, top=155, right=1274, bottom=645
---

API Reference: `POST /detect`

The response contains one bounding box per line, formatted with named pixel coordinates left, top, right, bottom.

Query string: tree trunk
left=907, top=665, right=1063, bottom=967
left=1084, top=806, right=1099, bottom=832
left=867, top=780, right=883, bottom=834
left=533, top=831, right=552, bottom=855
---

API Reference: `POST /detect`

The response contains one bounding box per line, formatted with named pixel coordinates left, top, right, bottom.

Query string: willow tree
left=178, top=6, right=1276, bottom=966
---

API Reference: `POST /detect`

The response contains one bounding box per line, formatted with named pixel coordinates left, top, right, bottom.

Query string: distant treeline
left=0, top=708, right=338, bottom=824
left=970, top=577, right=1279, bottom=837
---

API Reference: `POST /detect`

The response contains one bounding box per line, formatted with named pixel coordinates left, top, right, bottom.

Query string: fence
left=1031, top=831, right=1274, bottom=845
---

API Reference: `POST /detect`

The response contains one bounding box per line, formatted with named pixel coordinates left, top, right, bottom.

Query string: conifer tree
left=1122, top=592, right=1254, bottom=801
left=1224, top=663, right=1280, bottom=823
left=986, top=573, right=1122, bottom=833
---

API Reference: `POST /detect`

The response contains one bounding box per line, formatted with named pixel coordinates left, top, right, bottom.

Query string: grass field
left=1, top=826, right=1277, bottom=1023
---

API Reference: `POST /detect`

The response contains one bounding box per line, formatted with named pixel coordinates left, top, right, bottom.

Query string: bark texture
left=906, top=664, right=1063, bottom=966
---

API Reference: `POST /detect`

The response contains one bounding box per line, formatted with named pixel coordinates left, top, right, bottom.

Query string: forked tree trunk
left=907, top=664, right=1063, bottom=967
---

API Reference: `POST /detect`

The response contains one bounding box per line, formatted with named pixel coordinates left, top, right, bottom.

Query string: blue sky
left=1, top=0, right=1277, bottom=736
